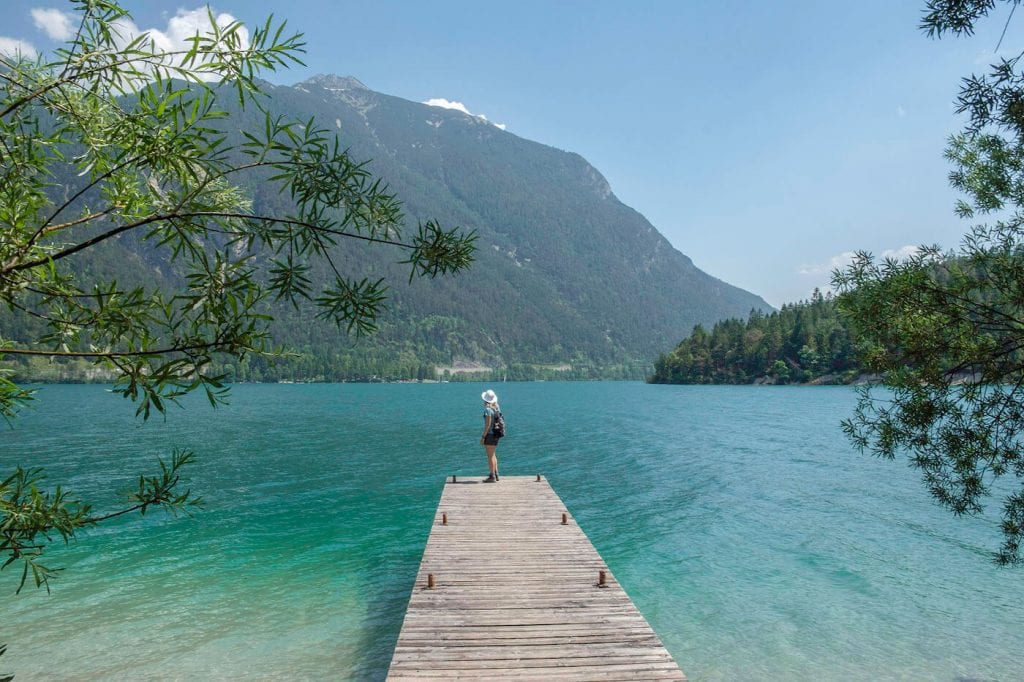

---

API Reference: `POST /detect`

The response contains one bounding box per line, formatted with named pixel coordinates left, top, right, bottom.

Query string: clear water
left=2, top=383, right=1022, bottom=680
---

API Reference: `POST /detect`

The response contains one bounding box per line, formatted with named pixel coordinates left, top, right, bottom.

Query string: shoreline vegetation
left=6, top=292, right=860, bottom=387
left=648, top=290, right=864, bottom=385
left=0, top=356, right=651, bottom=385
left=2, top=288, right=883, bottom=387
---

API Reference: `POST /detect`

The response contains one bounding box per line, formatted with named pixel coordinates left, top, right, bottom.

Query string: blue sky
left=5, top=1, right=1022, bottom=307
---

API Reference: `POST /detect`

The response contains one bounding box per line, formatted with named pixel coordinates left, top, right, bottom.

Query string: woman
left=480, top=389, right=502, bottom=482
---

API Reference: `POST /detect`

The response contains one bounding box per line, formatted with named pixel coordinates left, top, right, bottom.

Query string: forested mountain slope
left=3, top=75, right=771, bottom=381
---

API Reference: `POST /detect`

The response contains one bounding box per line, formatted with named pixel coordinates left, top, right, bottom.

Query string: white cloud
left=796, top=251, right=857, bottom=276
left=8, top=7, right=245, bottom=72
left=424, top=97, right=472, bottom=116
left=0, top=36, right=37, bottom=58
left=880, top=244, right=920, bottom=261
left=165, top=8, right=248, bottom=52
left=31, top=7, right=74, bottom=40
left=115, top=8, right=249, bottom=52
left=424, top=97, right=507, bottom=130
left=797, top=244, right=920, bottom=276
left=101, top=8, right=249, bottom=82
left=973, top=47, right=1017, bottom=66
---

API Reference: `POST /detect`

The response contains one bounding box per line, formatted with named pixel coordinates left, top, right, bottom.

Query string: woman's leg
left=485, top=444, right=497, bottom=477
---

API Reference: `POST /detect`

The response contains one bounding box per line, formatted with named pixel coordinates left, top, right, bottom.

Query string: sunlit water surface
left=3, top=383, right=1022, bottom=680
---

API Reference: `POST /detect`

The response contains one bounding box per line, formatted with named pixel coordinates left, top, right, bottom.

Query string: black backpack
left=492, top=410, right=506, bottom=437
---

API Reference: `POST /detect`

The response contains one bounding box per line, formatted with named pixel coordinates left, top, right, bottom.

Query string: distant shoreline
left=649, top=370, right=872, bottom=387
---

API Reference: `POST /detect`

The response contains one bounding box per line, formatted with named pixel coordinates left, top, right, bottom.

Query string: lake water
left=2, top=382, right=1022, bottom=680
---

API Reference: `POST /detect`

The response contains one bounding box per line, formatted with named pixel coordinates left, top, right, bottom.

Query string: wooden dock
left=386, top=476, right=686, bottom=681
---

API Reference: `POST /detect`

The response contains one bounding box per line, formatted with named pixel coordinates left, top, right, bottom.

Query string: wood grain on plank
left=386, top=476, right=685, bottom=680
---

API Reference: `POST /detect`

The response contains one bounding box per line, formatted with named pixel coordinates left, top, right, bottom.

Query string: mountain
left=226, top=75, right=771, bottom=378
left=2, top=75, right=772, bottom=382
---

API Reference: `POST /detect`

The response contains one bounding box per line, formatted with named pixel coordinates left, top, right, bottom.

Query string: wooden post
left=442, top=512, right=448, bottom=525
left=536, top=474, right=541, bottom=482
left=597, top=570, right=607, bottom=588
left=427, top=573, right=435, bottom=589
left=451, top=474, right=457, bottom=483
left=561, top=512, right=568, bottom=525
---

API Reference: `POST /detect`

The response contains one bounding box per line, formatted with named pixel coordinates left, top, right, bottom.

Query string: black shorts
left=483, top=433, right=501, bottom=446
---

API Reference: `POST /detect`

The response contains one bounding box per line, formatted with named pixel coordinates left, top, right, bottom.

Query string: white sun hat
left=481, top=389, right=498, bottom=403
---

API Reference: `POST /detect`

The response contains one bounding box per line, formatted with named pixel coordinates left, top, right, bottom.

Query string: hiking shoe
left=494, top=473, right=500, bottom=481
left=484, top=475, right=496, bottom=483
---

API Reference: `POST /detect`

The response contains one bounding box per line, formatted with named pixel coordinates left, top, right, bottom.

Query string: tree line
left=649, top=289, right=860, bottom=385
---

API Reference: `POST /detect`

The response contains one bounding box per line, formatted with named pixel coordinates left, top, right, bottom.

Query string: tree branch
left=4, top=209, right=417, bottom=276
left=1, top=340, right=227, bottom=359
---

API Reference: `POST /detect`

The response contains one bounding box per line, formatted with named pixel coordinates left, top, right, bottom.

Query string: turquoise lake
left=2, top=382, right=1023, bottom=680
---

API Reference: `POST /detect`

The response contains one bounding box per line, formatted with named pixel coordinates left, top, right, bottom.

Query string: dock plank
left=386, top=476, right=685, bottom=680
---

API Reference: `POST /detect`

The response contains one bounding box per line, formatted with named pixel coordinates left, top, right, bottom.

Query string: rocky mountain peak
left=300, top=74, right=368, bottom=91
